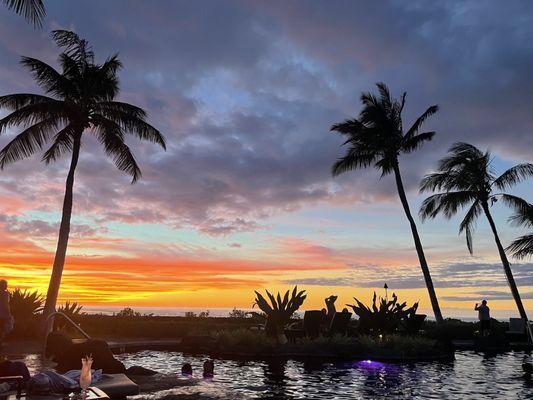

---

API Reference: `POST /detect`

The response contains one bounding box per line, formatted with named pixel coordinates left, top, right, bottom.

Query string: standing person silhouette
left=0, top=280, right=12, bottom=346
left=475, top=300, right=490, bottom=336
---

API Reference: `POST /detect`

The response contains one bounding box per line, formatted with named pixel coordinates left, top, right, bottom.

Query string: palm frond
left=20, top=57, right=73, bottom=98
left=459, top=200, right=482, bottom=254
left=41, top=124, right=76, bottom=164
left=438, top=142, right=484, bottom=171
left=508, top=203, right=533, bottom=228
left=493, top=163, right=533, bottom=191
left=3, top=0, right=45, bottom=27
left=331, top=150, right=377, bottom=177
left=92, top=115, right=142, bottom=183
left=93, top=110, right=165, bottom=149
left=51, top=30, right=94, bottom=64
left=402, top=131, right=435, bottom=153
left=506, top=234, right=533, bottom=260
left=404, top=105, right=438, bottom=138
left=94, top=101, right=147, bottom=119
left=0, top=118, right=59, bottom=168
left=419, top=191, right=477, bottom=221
left=499, top=194, right=531, bottom=215
left=0, top=101, right=69, bottom=133
left=419, top=171, right=453, bottom=193
left=331, top=119, right=362, bottom=135
left=0, top=93, right=55, bottom=110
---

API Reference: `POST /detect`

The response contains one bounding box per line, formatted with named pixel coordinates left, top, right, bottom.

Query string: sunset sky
left=0, top=1, right=532, bottom=318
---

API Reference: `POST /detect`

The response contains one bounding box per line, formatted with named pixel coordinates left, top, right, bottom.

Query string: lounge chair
left=506, top=318, right=527, bottom=342
left=0, top=375, right=23, bottom=398
left=0, top=379, right=109, bottom=399
left=404, top=314, right=427, bottom=335
left=328, top=312, right=352, bottom=336
left=285, top=310, right=324, bottom=341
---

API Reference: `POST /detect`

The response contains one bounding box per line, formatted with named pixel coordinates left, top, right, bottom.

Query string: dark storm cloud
left=0, top=0, right=532, bottom=234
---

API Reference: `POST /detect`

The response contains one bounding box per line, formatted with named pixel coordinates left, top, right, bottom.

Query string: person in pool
left=181, top=363, right=193, bottom=376
left=203, top=360, right=214, bottom=378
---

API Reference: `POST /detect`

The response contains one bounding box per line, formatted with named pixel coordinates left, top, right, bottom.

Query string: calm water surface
left=115, top=350, right=533, bottom=399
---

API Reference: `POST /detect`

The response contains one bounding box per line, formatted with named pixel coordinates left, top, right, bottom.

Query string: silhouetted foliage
left=253, top=286, right=306, bottom=342
left=506, top=202, right=533, bottom=260
left=55, top=300, right=84, bottom=330
left=2, top=0, right=45, bottom=27
left=330, top=82, right=443, bottom=323
left=115, top=307, right=143, bottom=318
left=420, top=142, right=533, bottom=320
left=9, top=288, right=43, bottom=320
left=347, top=292, right=418, bottom=334
left=228, top=308, right=248, bottom=319
left=0, top=30, right=166, bottom=323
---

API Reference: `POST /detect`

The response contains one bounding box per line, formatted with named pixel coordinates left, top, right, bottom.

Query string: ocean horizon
left=82, top=305, right=525, bottom=322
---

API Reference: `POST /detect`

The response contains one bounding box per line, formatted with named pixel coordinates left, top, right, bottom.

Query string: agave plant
left=347, top=292, right=418, bottom=335
left=253, top=286, right=306, bottom=344
left=9, top=288, right=44, bottom=320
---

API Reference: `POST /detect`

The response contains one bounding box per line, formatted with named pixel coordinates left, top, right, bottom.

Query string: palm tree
left=2, top=0, right=45, bottom=27
left=330, top=82, right=443, bottom=323
left=419, top=142, right=533, bottom=320
left=507, top=202, right=533, bottom=260
left=0, top=30, right=166, bottom=327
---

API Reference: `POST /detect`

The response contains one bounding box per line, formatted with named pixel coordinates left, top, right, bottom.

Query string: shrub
left=8, top=289, right=44, bottom=338
left=115, top=307, right=142, bottom=318
left=214, top=328, right=277, bottom=353
left=347, top=292, right=418, bottom=334
left=9, top=289, right=43, bottom=320
left=253, top=286, right=306, bottom=343
left=358, top=334, right=442, bottom=358
left=55, top=300, right=84, bottom=330
left=228, top=308, right=247, bottom=319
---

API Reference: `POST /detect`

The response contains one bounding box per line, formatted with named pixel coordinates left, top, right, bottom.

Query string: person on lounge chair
left=203, top=360, right=214, bottom=378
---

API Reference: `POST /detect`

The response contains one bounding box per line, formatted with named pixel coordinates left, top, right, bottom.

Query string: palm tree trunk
left=482, top=202, right=528, bottom=321
left=42, top=133, right=82, bottom=332
left=393, top=163, right=444, bottom=323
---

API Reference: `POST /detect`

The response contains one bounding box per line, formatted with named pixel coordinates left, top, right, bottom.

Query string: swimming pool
left=115, top=350, right=533, bottom=399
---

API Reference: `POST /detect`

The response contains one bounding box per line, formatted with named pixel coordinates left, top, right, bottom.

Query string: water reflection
left=114, top=350, right=532, bottom=399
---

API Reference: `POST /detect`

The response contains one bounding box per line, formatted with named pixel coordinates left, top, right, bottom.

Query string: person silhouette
left=475, top=300, right=490, bottom=336
left=0, top=280, right=13, bottom=346
left=181, top=362, right=193, bottom=377
left=203, top=359, right=214, bottom=378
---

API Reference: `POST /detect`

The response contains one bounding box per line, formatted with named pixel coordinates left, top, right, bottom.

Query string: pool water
left=116, top=350, right=533, bottom=399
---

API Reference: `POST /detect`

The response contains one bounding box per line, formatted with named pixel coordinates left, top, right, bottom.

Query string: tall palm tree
left=2, top=0, right=45, bottom=27
left=507, top=202, right=533, bottom=260
left=330, top=82, right=444, bottom=323
left=419, top=142, right=533, bottom=320
left=0, top=30, right=166, bottom=326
